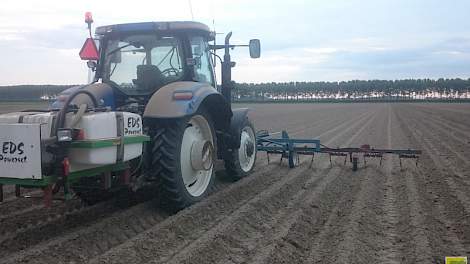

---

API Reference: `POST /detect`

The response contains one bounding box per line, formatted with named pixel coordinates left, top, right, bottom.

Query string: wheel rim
left=180, top=115, right=214, bottom=197
left=238, top=126, right=256, bottom=172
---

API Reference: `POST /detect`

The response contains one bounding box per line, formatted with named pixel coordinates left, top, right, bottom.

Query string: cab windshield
left=104, top=34, right=184, bottom=94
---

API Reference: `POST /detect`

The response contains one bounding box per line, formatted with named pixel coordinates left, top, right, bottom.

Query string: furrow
left=249, top=105, right=384, bottom=264
left=408, top=118, right=470, bottom=215
left=89, top=105, right=376, bottom=264
left=376, top=105, right=401, bottom=263
left=1, top=162, right=281, bottom=264
left=394, top=106, right=470, bottom=258
left=164, top=104, right=379, bottom=264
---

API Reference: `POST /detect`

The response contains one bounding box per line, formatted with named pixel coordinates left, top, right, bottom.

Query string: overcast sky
left=1, top=0, right=470, bottom=85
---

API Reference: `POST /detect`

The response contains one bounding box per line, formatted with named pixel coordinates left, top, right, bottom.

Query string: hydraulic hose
left=55, top=89, right=99, bottom=136
left=69, top=104, right=88, bottom=129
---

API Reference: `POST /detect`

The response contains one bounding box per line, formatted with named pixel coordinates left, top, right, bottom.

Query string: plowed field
left=0, top=103, right=469, bottom=264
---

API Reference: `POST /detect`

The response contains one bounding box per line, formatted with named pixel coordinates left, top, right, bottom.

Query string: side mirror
left=249, top=39, right=261, bottom=58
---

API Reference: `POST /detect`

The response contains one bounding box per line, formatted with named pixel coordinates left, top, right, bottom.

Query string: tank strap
left=50, top=114, right=57, bottom=137
left=115, top=112, right=125, bottom=163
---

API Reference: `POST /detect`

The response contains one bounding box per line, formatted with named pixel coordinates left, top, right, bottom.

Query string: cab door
left=189, top=36, right=216, bottom=88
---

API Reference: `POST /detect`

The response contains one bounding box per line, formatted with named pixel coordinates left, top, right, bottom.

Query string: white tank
left=67, top=112, right=144, bottom=171
left=0, top=111, right=146, bottom=173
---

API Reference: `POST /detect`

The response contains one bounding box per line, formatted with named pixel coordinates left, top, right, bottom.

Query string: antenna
left=188, top=0, right=194, bottom=20
left=212, top=0, right=216, bottom=68
left=211, top=0, right=215, bottom=31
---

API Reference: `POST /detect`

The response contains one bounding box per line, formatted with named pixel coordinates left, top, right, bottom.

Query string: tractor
left=0, top=13, right=260, bottom=211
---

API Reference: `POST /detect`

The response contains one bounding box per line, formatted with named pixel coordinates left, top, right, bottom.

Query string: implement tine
left=15, top=185, right=21, bottom=197
left=43, top=185, right=52, bottom=208
left=309, top=153, right=314, bottom=168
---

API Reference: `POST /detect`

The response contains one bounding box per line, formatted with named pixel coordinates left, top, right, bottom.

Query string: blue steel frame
left=256, top=130, right=421, bottom=170
left=256, top=130, right=321, bottom=154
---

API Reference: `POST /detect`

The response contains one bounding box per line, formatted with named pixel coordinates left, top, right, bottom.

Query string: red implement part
left=121, top=169, right=131, bottom=185
left=43, top=185, right=52, bottom=208
left=103, top=172, right=112, bottom=190
left=15, top=185, right=21, bottom=197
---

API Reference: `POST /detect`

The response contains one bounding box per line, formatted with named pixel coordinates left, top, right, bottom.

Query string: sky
left=1, top=0, right=470, bottom=85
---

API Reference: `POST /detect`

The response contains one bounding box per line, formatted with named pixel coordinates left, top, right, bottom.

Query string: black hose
left=55, top=89, right=99, bottom=136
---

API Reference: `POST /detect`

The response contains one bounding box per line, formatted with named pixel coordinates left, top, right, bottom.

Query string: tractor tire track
left=375, top=105, right=402, bottom=264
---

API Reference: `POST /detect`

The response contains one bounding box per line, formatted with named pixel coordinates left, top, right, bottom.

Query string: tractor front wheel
left=149, top=109, right=216, bottom=212
left=224, top=118, right=257, bottom=180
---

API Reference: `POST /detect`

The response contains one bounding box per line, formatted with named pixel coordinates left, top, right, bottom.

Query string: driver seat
left=133, top=65, right=164, bottom=92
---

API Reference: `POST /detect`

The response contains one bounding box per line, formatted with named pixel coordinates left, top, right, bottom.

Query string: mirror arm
left=209, top=44, right=249, bottom=50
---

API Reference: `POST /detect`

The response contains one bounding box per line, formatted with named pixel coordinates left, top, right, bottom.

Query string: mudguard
left=50, top=83, right=115, bottom=110
left=143, top=81, right=231, bottom=119
left=225, top=108, right=250, bottom=149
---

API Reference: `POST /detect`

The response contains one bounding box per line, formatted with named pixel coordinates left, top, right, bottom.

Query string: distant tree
left=232, top=78, right=470, bottom=102
left=0, top=85, right=77, bottom=101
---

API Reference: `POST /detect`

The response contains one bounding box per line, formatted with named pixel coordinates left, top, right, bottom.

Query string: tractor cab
left=73, top=18, right=259, bottom=112
left=93, top=22, right=217, bottom=97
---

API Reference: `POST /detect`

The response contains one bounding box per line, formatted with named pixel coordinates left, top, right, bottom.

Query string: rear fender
left=143, top=81, right=230, bottom=119
left=49, top=83, right=115, bottom=110
left=144, top=81, right=235, bottom=160
left=224, top=108, right=250, bottom=150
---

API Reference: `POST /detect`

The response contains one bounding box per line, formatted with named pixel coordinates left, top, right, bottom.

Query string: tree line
left=0, top=85, right=74, bottom=101
left=1, top=78, right=470, bottom=102
left=232, top=78, right=470, bottom=102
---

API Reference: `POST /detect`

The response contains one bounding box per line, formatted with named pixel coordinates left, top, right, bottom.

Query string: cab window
left=190, top=36, right=215, bottom=86
left=104, top=35, right=183, bottom=93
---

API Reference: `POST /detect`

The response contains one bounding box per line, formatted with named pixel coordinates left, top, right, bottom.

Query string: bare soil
left=0, top=102, right=469, bottom=264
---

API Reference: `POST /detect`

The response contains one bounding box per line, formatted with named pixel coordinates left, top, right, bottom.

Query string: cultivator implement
left=256, top=130, right=421, bottom=171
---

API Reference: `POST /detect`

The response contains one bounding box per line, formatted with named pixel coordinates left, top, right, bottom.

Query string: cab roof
left=95, top=21, right=214, bottom=40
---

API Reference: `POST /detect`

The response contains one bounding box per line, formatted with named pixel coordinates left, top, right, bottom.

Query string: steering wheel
left=161, top=68, right=179, bottom=77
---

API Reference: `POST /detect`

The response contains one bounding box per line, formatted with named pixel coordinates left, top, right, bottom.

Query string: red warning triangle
left=79, top=38, right=99, bottom=60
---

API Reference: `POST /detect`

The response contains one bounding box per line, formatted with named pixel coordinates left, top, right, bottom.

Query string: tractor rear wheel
left=224, top=118, right=257, bottom=180
left=149, top=109, right=216, bottom=211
